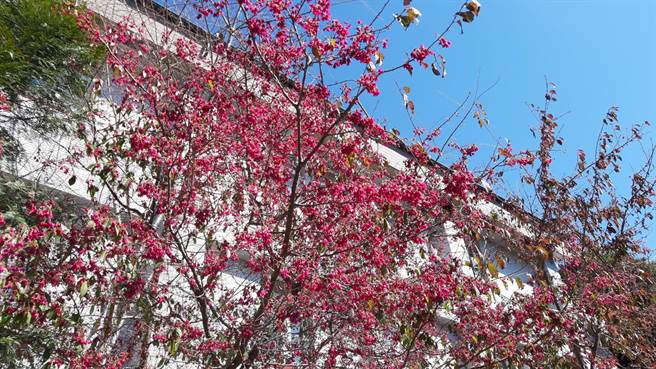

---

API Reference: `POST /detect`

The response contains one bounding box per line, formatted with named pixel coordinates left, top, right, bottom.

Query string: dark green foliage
left=0, top=325, right=60, bottom=369
left=0, top=0, right=103, bottom=99
left=0, top=0, right=104, bottom=136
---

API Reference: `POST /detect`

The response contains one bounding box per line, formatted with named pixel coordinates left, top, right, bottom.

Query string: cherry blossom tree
left=0, top=1, right=654, bottom=369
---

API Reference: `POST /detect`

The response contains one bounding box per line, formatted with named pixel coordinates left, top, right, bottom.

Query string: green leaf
left=401, top=326, right=414, bottom=349
left=395, top=7, right=422, bottom=29
left=169, top=339, right=179, bottom=357
left=395, top=14, right=412, bottom=28
left=88, top=184, right=98, bottom=198
left=80, top=281, right=88, bottom=298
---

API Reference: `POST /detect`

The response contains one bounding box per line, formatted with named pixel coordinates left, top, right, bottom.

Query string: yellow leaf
left=406, top=7, right=422, bottom=22
left=487, top=261, right=499, bottom=278
left=535, top=245, right=551, bottom=259
left=499, top=147, right=512, bottom=157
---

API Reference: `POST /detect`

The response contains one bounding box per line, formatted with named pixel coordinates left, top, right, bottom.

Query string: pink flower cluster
left=410, top=45, right=434, bottom=67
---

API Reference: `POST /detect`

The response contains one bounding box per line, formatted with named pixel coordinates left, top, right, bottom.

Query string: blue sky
left=158, top=0, right=656, bottom=250
left=330, top=0, right=656, bottom=250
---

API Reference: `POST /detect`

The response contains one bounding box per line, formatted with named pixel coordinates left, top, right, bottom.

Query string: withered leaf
left=466, top=1, right=481, bottom=16
left=431, top=63, right=441, bottom=76
left=457, top=10, right=475, bottom=23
